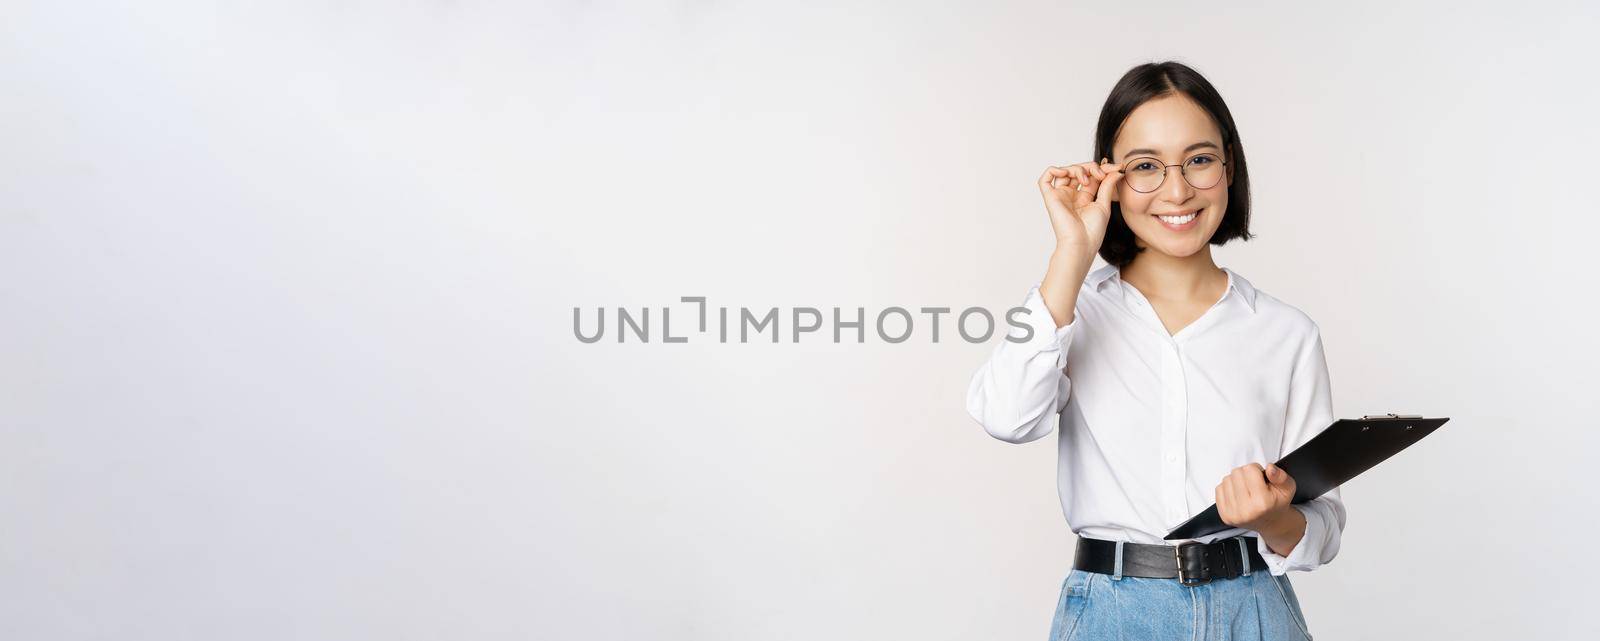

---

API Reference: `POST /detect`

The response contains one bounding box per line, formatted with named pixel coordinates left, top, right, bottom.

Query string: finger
left=1040, top=168, right=1070, bottom=191
left=1221, top=479, right=1240, bottom=523
left=1233, top=479, right=1260, bottom=520
left=1225, top=468, right=1250, bottom=506
left=1058, top=169, right=1087, bottom=201
left=1267, top=465, right=1296, bottom=500
left=1078, top=166, right=1105, bottom=193
left=1093, top=168, right=1123, bottom=203
left=1239, top=465, right=1269, bottom=504
left=1067, top=165, right=1090, bottom=187
left=1215, top=483, right=1229, bottom=521
left=1082, top=161, right=1106, bottom=180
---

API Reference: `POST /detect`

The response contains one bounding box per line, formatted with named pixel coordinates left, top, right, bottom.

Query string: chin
left=1130, top=227, right=1221, bottom=256
left=1146, top=240, right=1211, bottom=259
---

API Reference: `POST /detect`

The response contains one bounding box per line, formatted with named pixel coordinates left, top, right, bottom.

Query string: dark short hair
left=1093, top=61, right=1254, bottom=268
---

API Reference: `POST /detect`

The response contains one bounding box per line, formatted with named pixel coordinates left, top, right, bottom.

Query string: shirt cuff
left=1255, top=503, right=1326, bottom=575
left=1009, top=285, right=1075, bottom=364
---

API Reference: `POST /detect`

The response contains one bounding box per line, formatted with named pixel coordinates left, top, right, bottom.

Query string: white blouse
left=966, top=263, right=1345, bottom=575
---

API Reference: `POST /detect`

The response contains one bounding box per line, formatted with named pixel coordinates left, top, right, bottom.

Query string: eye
left=1188, top=155, right=1215, bottom=166
left=1131, top=160, right=1159, bottom=171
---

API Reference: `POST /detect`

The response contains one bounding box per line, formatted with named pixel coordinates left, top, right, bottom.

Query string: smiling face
left=1110, top=93, right=1234, bottom=260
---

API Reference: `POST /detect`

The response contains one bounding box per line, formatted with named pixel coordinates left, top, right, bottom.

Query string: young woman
left=966, top=61, right=1343, bottom=641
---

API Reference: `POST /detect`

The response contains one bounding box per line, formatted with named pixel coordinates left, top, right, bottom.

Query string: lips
left=1152, top=208, right=1201, bottom=230
left=1152, top=208, right=1200, bottom=220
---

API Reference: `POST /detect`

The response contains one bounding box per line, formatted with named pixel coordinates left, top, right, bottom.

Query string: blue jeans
left=1048, top=564, right=1315, bottom=641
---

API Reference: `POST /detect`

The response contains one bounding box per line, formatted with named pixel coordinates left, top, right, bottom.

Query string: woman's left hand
left=1215, top=463, right=1297, bottom=532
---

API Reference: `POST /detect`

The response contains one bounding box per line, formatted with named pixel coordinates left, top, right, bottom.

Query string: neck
left=1120, top=246, right=1225, bottom=302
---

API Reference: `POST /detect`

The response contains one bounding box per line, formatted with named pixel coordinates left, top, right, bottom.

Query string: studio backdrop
left=2, top=1, right=1597, bottom=640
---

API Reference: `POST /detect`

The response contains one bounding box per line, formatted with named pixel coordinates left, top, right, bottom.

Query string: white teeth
left=1158, top=212, right=1198, bottom=225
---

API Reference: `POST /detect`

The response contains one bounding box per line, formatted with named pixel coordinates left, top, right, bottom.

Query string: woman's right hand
left=1038, top=159, right=1123, bottom=260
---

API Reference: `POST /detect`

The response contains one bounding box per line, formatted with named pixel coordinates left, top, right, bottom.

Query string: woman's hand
left=1215, top=463, right=1297, bottom=533
left=1033, top=158, right=1123, bottom=327
left=1037, top=158, right=1123, bottom=260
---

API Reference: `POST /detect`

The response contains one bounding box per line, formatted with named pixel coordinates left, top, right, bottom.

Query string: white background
left=3, top=1, right=1597, bottom=639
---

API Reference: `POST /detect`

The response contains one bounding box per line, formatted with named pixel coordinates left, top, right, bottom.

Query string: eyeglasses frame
left=1119, top=152, right=1229, bottom=194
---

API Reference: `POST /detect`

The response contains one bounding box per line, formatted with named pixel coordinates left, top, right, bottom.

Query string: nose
left=1161, top=165, right=1194, bottom=204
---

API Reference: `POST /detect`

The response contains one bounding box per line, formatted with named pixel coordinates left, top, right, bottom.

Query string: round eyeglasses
left=1121, top=153, right=1228, bottom=193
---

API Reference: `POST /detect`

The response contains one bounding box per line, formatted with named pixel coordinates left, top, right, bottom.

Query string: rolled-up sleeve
left=965, top=284, right=1076, bottom=444
left=1256, top=325, right=1347, bottom=575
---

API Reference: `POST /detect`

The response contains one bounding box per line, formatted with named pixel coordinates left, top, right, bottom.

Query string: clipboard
left=1164, top=413, right=1450, bottom=541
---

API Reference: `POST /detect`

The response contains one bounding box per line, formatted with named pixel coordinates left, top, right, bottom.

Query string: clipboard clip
left=1360, top=413, right=1423, bottom=419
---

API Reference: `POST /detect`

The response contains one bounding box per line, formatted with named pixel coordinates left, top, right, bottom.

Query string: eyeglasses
left=1120, top=153, right=1228, bottom=193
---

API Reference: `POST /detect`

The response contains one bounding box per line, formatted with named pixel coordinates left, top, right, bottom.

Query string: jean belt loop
left=1237, top=537, right=1252, bottom=577
left=1111, top=540, right=1125, bottom=581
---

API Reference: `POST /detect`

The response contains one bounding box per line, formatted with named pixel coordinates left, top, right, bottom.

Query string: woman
left=966, top=61, right=1343, bottom=641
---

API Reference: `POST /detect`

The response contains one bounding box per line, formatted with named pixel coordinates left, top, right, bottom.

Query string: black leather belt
left=1073, top=535, right=1266, bottom=587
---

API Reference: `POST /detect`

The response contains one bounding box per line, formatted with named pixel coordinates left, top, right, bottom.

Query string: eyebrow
left=1120, top=141, right=1220, bottom=160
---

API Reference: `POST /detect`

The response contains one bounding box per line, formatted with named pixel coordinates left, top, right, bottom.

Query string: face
left=1109, top=94, right=1233, bottom=259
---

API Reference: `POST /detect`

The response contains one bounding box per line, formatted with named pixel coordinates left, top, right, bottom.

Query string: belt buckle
left=1174, top=542, right=1212, bottom=587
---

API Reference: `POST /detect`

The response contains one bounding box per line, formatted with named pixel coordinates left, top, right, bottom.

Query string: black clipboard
left=1164, top=413, right=1450, bottom=541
